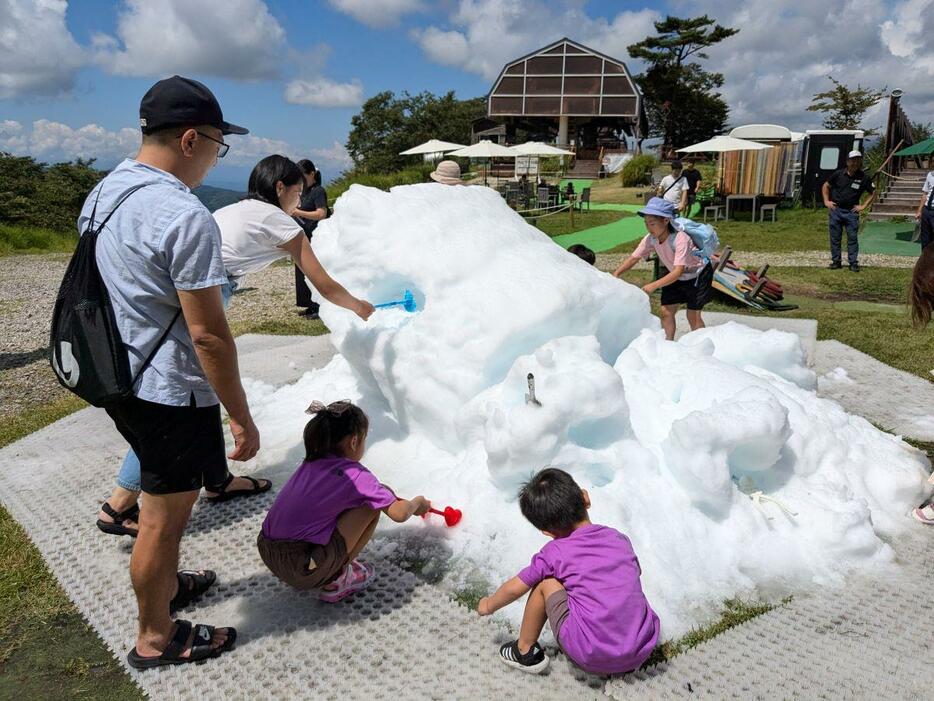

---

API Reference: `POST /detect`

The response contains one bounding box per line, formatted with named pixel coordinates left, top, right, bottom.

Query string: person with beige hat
left=430, top=159, right=463, bottom=185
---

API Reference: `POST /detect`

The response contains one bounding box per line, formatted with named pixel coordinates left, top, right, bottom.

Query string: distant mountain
left=193, top=185, right=244, bottom=212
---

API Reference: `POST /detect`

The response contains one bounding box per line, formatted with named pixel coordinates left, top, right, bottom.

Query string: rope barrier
left=514, top=203, right=572, bottom=218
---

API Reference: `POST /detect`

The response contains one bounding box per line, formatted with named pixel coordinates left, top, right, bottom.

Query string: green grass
left=645, top=597, right=790, bottom=666
left=533, top=209, right=629, bottom=237
left=229, top=316, right=329, bottom=338
left=590, top=180, right=651, bottom=205
left=0, top=224, right=76, bottom=256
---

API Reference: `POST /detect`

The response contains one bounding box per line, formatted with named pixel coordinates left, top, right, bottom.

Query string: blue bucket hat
left=638, top=197, right=676, bottom=219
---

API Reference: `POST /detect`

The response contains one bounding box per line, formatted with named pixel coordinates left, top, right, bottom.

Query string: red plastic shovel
left=422, top=506, right=462, bottom=527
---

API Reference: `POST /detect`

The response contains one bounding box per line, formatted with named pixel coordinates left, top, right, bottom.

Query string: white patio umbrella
left=676, top=135, right=770, bottom=153
left=398, top=139, right=466, bottom=156
left=448, top=140, right=516, bottom=184
left=508, top=141, right=575, bottom=156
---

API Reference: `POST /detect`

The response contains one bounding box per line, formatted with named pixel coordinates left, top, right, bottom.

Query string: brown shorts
left=256, top=529, right=348, bottom=590
left=545, top=589, right=571, bottom=649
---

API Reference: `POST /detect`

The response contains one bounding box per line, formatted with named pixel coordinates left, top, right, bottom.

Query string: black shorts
left=105, top=395, right=228, bottom=494
left=660, top=264, right=713, bottom=310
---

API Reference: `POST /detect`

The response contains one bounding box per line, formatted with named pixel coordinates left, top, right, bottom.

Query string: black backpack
left=49, top=183, right=180, bottom=407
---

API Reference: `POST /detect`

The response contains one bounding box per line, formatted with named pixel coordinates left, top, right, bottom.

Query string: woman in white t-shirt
left=97, top=156, right=374, bottom=538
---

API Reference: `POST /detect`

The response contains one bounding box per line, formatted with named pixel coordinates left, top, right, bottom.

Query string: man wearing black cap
left=77, top=75, right=254, bottom=668
left=823, top=150, right=875, bottom=272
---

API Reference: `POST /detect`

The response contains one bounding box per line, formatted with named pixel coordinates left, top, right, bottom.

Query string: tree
left=911, top=121, right=933, bottom=144
left=0, top=153, right=103, bottom=232
left=628, top=15, right=738, bottom=153
left=807, top=76, right=886, bottom=136
left=346, top=91, right=485, bottom=173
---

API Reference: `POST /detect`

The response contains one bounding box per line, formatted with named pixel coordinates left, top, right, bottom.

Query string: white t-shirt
left=659, top=174, right=688, bottom=207
left=214, top=199, right=302, bottom=278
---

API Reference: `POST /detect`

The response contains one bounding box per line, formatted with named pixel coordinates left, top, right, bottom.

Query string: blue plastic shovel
left=374, top=289, right=417, bottom=313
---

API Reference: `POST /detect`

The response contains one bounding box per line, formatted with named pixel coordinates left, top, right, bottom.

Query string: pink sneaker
left=912, top=504, right=934, bottom=525
left=318, top=560, right=375, bottom=603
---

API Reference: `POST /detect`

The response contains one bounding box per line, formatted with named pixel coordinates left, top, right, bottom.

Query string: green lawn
left=0, top=224, right=77, bottom=256
left=533, top=208, right=629, bottom=237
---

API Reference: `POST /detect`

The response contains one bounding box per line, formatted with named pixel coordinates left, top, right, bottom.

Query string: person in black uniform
left=822, top=150, right=875, bottom=272
left=292, top=159, right=328, bottom=317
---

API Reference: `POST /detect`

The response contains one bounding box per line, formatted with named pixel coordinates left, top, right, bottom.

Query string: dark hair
left=568, top=244, right=596, bottom=265
left=518, top=467, right=587, bottom=534
left=247, top=155, right=303, bottom=208
left=303, top=401, right=369, bottom=461
left=671, top=160, right=683, bottom=170
left=297, top=159, right=316, bottom=174
left=910, top=244, right=934, bottom=328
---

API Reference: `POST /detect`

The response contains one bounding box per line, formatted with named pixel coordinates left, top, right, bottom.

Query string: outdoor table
left=725, top=194, right=760, bottom=221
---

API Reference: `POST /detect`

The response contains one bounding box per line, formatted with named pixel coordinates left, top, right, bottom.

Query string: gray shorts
left=545, top=589, right=571, bottom=650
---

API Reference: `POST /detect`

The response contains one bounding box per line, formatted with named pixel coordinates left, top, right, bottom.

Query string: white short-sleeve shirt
left=659, top=174, right=688, bottom=207
left=214, top=199, right=303, bottom=279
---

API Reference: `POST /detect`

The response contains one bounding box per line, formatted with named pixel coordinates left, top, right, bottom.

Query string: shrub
left=620, top=154, right=658, bottom=187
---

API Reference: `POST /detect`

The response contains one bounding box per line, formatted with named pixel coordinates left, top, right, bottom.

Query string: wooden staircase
left=869, top=161, right=928, bottom=221
left=568, top=158, right=601, bottom=179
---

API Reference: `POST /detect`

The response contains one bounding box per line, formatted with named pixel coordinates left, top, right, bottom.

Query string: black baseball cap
left=139, top=75, right=248, bottom=136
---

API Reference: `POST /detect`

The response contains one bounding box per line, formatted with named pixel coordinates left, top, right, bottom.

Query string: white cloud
left=0, top=0, right=86, bottom=98
left=94, top=0, right=286, bottom=79
left=671, top=0, right=934, bottom=131
left=411, top=1, right=659, bottom=80
left=224, top=133, right=296, bottom=165
left=309, top=141, right=353, bottom=172
left=881, top=0, right=934, bottom=73
left=327, top=0, right=424, bottom=28
left=284, top=77, right=364, bottom=108
left=0, top=119, right=139, bottom=161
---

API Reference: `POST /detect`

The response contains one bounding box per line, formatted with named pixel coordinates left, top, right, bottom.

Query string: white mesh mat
left=1, top=334, right=931, bottom=699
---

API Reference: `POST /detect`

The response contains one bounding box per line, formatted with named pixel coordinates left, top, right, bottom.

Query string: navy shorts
left=660, top=264, right=713, bottom=310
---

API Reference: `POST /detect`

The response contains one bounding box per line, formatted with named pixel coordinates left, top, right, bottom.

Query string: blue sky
left=1, top=0, right=930, bottom=189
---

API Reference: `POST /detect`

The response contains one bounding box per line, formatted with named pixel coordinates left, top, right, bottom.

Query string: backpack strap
left=662, top=175, right=685, bottom=197
left=93, top=183, right=151, bottom=235
left=130, top=307, right=182, bottom=389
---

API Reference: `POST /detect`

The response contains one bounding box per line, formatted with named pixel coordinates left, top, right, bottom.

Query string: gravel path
left=0, top=254, right=302, bottom=421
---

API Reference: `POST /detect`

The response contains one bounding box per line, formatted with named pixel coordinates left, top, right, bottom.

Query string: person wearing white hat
left=429, top=159, right=463, bottom=185
left=822, top=150, right=875, bottom=272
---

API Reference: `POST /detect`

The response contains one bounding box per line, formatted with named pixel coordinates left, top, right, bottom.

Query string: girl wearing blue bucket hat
left=612, top=197, right=713, bottom=340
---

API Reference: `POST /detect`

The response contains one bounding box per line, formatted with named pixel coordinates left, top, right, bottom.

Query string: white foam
left=247, top=183, right=931, bottom=638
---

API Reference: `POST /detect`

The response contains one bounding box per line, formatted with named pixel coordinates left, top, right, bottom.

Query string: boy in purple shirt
left=479, top=468, right=659, bottom=675
left=257, top=400, right=430, bottom=602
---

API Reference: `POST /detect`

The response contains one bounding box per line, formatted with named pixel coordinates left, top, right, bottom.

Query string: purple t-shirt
left=261, top=456, right=397, bottom=544
left=517, top=524, right=660, bottom=675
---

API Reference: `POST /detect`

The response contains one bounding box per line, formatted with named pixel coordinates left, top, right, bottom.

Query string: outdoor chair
left=578, top=187, right=591, bottom=211
left=759, top=203, right=777, bottom=223
left=537, top=186, right=552, bottom=208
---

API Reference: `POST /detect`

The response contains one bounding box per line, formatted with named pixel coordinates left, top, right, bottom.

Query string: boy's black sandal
left=170, top=570, right=216, bottom=614
left=96, top=502, right=140, bottom=537
left=499, top=640, right=549, bottom=674
left=204, top=473, right=272, bottom=503
left=126, top=619, right=237, bottom=670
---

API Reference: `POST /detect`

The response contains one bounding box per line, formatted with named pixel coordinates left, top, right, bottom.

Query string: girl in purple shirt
left=479, top=468, right=659, bottom=675
left=257, top=400, right=431, bottom=602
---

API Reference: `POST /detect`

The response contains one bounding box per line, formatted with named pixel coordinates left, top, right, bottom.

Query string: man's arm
left=854, top=189, right=875, bottom=213
left=679, top=186, right=688, bottom=212
left=177, top=286, right=259, bottom=461
left=477, top=576, right=531, bottom=616
left=918, top=190, right=930, bottom=219
left=279, top=233, right=374, bottom=320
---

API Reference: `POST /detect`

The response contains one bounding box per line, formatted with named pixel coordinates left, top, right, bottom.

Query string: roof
left=486, top=38, right=642, bottom=120
left=729, top=124, right=794, bottom=141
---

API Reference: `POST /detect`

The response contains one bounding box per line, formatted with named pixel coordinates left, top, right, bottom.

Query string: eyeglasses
left=176, top=130, right=229, bottom=158
left=305, top=399, right=354, bottom=416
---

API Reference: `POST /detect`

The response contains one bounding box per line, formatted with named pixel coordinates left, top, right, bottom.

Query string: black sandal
left=204, top=473, right=271, bottom=503
left=170, top=569, right=216, bottom=614
left=126, top=619, right=237, bottom=670
left=96, top=502, right=140, bottom=538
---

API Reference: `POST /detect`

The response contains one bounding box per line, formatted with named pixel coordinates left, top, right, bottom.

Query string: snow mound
left=249, top=183, right=930, bottom=637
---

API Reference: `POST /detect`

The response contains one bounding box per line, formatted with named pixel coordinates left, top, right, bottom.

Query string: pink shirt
left=632, top=230, right=703, bottom=280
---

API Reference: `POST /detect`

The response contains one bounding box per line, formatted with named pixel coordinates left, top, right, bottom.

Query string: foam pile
left=245, top=183, right=930, bottom=637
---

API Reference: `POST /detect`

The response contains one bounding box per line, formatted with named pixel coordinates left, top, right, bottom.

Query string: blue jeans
left=115, top=277, right=237, bottom=493
left=829, top=208, right=859, bottom=265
